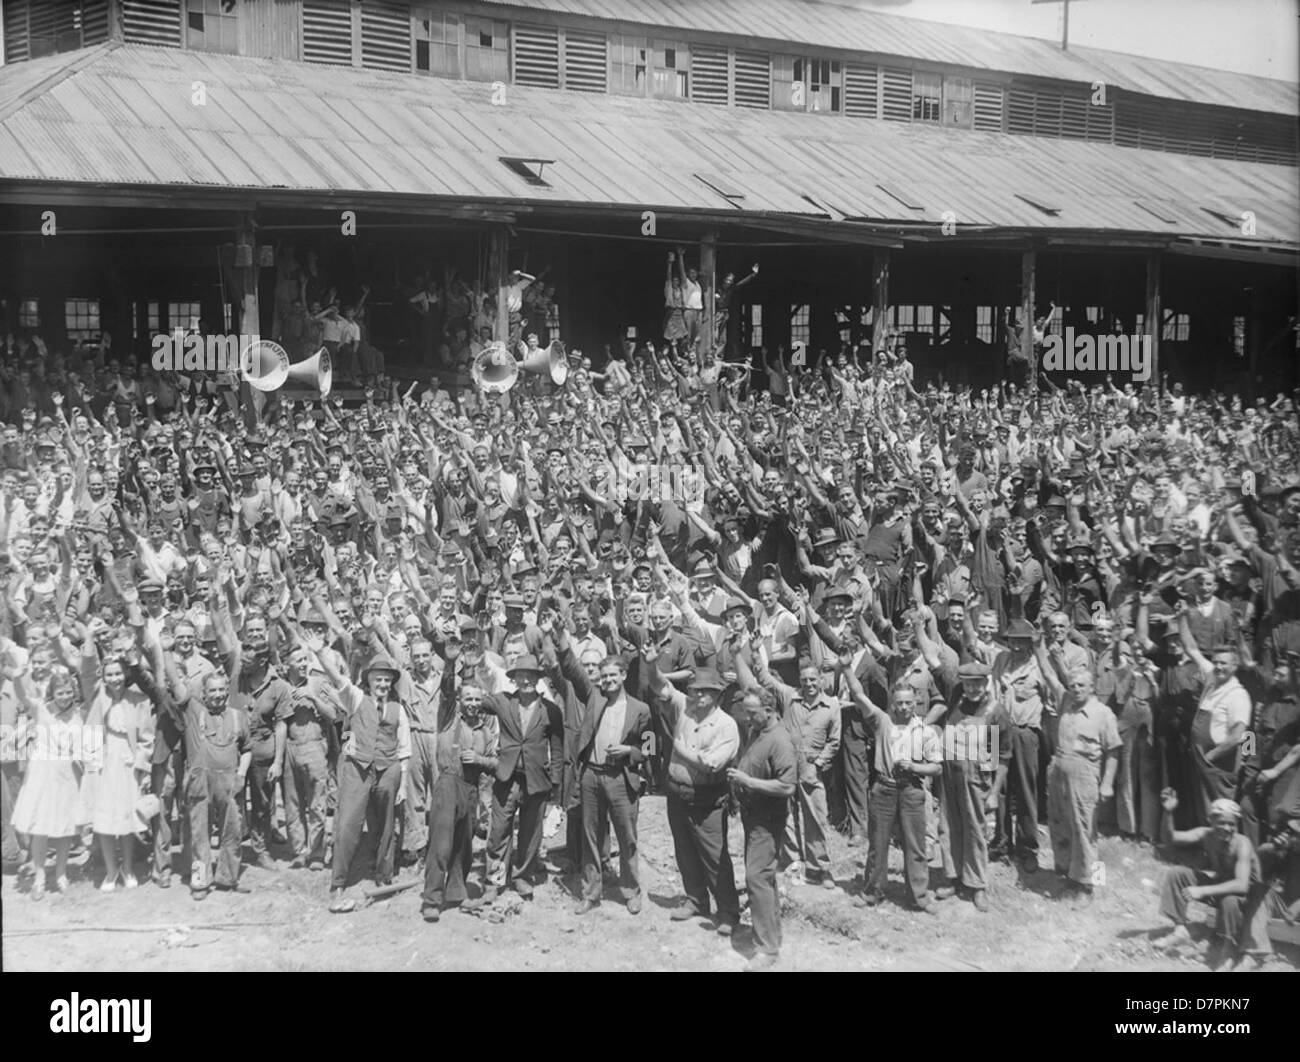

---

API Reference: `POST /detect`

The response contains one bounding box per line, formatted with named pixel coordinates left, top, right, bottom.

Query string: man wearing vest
left=465, top=653, right=564, bottom=909
left=308, top=647, right=410, bottom=913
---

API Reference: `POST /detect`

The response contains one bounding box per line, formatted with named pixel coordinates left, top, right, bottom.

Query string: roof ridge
left=0, top=39, right=122, bottom=125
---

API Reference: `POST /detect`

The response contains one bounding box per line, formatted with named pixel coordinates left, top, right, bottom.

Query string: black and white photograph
left=0, top=0, right=1297, bottom=1004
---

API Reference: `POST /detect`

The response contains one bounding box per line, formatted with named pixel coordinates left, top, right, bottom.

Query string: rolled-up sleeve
left=697, top=716, right=740, bottom=771
left=396, top=706, right=411, bottom=761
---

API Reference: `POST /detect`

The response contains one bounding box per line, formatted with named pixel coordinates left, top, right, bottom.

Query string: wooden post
left=1021, top=248, right=1037, bottom=394
left=700, top=230, right=718, bottom=355
left=1145, top=251, right=1162, bottom=400
left=1246, top=285, right=1260, bottom=402
left=870, top=249, right=890, bottom=355
left=236, top=213, right=260, bottom=430
left=490, top=225, right=510, bottom=345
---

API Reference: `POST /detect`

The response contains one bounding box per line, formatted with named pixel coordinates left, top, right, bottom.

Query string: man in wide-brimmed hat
left=306, top=647, right=410, bottom=914
left=464, top=653, right=564, bottom=910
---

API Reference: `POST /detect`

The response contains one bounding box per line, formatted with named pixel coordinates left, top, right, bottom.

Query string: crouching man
left=1155, top=790, right=1273, bottom=971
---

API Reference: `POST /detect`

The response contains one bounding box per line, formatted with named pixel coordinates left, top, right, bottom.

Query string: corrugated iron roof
left=0, top=44, right=1295, bottom=249
left=485, top=0, right=1299, bottom=116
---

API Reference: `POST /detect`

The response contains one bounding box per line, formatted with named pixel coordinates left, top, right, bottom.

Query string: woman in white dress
left=11, top=667, right=91, bottom=899
left=82, top=652, right=155, bottom=892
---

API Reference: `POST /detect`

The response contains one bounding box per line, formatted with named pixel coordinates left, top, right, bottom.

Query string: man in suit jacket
left=467, top=654, right=564, bottom=907
left=574, top=655, right=654, bottom=915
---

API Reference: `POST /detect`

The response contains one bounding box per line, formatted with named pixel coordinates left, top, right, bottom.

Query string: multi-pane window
left=912, top=72, right=941, bottom=122
left=187, top=0, right=238, bottom=54
left=168, top=301, right=202, bottom=333
left=18, top=298, right=40, bottom=329
left=749, top=305, right=763, bottom=349
left=772, top=55, right=801, bottom=112
left=65, top=299, right=100, bottom=342
left=808, top=58, right=842, bottom=114
left=465, top=17, right=509, bottom=81
left=611, top=35, right=648, bottom=96
left=790, top=304, right=811, bottom=345
left=976, top=306, right=995, bottom=343
left=652, top=41, right=689, bottom=99
left=1233, top=315, right=1246, bottom=357
left=893, top=305, right=934, bottom=334
left=415, top=12, right=462, bottom=76
left=1162, top=312, right=1190, bottom=342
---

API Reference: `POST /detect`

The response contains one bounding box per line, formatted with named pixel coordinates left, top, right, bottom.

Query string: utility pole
left=1031, top=0, right=1087, bottom=51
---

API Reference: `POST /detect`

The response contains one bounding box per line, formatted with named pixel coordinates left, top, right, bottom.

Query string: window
left=415, top=13, right=459, bottom=76
left=976, top=306, right=995, bottom=343
left=913, top=72, right=941, bottom=123
left=465, top=17, right=508, bottom=82
left=652, top=41, right=689, bottom=99
left=611, top=35, right=648, bottom=96
left=790, top=304, right=810, bottom=346
left=943, top=76, right=973, bottom=129
left=835, top=307, right=853, bottom=347
left=772, top=55, right=801, bottom=112
left=168, top=301, right=202, bottom=333
left=892, top=305, right=933, bottom=335
left=1233, top=315, right=1246, bottom=357
left=809, top=58, right=842, bottom=114
left=186, top=0, right=238, bottom=55
left=65, top=298, right=100, bottom=342
left=18, top=298, right=40, bottom=329
left=748, top=305, right=763, bottom=349
left=1162, top=312, right=1190, bottom=343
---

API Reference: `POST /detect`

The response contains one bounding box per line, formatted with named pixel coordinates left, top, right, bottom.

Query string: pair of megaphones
left=472, top=340, right=568, bottom=393
left=245, top=343, right=333, bottom=398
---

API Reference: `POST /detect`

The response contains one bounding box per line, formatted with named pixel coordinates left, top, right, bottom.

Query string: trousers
left=185, top=765, right=241, bottom=890
left=150, top=751, right=180, bottom=879
left=1158, top=864, right=1272, bottom=957
left=866, top=778, right=930, bottom=904
left=486, top=775, right=547, bottom=888
left=944, top=764, right=991, bottom=890
left=1116, top=725, right=1161, bottom=840
left=421, top=773, right=476, bottom=910
left=579, top=767, right=640, bottom=902
left=402, top=732, right=438, bottom=858
left=998, top=725, right=1045, bottom=854
left=284, top=740, right=329, bottom=863
left=331, top=759, right=401, bottom=890
left=666, top=792, right=739, bottom=924
left=246, top=757, right=276, bottom=857
left=782, top=777, right=832, bottom=875
left=742, top=812, right=783, bottom=956
left=840, top=726, right=871, bottom=841
left=1047, top=756, right=1099, bottom=886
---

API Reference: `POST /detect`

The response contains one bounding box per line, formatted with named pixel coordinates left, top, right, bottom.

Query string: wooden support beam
left=236, top=214, right=260, bottom=430
left=490, top=225, right=510, bottom=346
left=1021, top=248, right=1036, bottom=393
left=1145, top=251, right=1162, bottom=399
left=1247, top=284, right=1261, bottom=402
left=870, top=249, right=890, bottom=355
left=700, top=230, right=718, bottom=355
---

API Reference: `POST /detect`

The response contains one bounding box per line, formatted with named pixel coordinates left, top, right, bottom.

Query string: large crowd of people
left=1, top=270, right=1298, bottom=973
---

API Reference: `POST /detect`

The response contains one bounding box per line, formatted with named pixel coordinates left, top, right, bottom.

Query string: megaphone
left=282, top=347, right=332, bottom=398
left=521, top=340, right=568, bottom=386
left=472, top=342, right=518, bottom=393
left=243, top=340, right=290, bottom=392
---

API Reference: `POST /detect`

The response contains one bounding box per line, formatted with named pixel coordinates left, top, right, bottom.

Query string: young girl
left=82, top=646, right=155, bottom=891
left=11, top=667, right=91, bottom=899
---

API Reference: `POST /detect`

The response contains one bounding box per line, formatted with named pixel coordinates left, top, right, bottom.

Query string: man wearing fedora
left=307, top=646, right=410, bottom=913
left=466, top=653, right=563, bottom=907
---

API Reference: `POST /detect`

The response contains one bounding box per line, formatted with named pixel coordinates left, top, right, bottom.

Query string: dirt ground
left=4, top=796, right=1297, bottom=973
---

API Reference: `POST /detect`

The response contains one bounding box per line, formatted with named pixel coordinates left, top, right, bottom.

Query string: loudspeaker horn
left=282, top=347, right=333, bottom=398
left=521, top=340, right=568, bottom=386
left=472, top=342, right=518, bottom=393
left=242, top=339, right=290, bottom=392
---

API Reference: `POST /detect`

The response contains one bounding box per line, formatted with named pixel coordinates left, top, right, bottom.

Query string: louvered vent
left=844, top=64, right=879, bottom=118
left=360, top=1, right=410, bottom=72
left=1006, top=88, right=1035, bottom=135
left=973, top=82, right=1004, bottom=131
left=514, top=24, right=560, bottom=88
left=121, top=0, right=181, bottom=47
left=733, top=50, right=770, bottom=109
left=563, top=30, right=607, bottom=93
left=82, top=0, right=109, bottom=44
left=1085, top=98, right=1113, bottom=141
left=302, top=0, right=353, bottom=66
left=3, top=0, right=29, bottom=62
left=692, top=45, right=729, bottom=105
left=880, top=67, right=912, bottom=122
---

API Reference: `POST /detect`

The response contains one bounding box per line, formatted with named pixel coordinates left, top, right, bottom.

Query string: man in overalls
left=275, top=644, right=335, bottom=870
left=172, top=669, right=251, bottom=901
left=420, top=675, right=498, bottom=922
left=308, top=647, right=410, bottom=913
left=399, top=638, right=444, bottom=867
